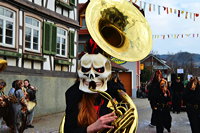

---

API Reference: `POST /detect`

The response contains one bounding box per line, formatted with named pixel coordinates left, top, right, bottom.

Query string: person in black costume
left=148, top=70, right=162, bottom=127
left=148, top=70, right=172, bottom=133
left=64, top=80, right=125, bottom=133
left=110, top=72, right=126, bottom=92
left=183, top=77, right=200, bottom=133
left=171, top=77, right=184, bottom=114
left=64, top=52, right=127, bottom=133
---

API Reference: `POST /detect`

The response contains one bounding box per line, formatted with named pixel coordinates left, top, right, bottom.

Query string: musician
left=11, top=80, right=27, bottom=133
left=8, top=80, right=17, bottom=96
left=0, top=79, right=6, bottom=129
left=24, top=79, right=36, bottom=128
left=64, top=48, right=125, bottom=132
left=183, top=77, right=200, bottom=133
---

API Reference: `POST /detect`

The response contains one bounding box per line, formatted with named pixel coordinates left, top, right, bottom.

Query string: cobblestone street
left=0, top=98, right=192, bottom=133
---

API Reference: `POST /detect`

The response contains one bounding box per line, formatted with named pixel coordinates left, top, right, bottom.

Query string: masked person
left=183, top=77, right=200, bottom=133
left=64, top=53, right=128, bottom=133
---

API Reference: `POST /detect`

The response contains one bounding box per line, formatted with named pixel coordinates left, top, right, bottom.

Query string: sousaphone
left=59, top=0, right=152, bottom=132
left=86, top=0, right=152, bottom=62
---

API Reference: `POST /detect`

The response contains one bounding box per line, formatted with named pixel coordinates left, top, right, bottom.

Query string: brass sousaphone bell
left=86, top=0, right=152, bottom=62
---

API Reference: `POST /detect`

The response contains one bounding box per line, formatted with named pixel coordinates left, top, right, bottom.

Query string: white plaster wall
left=69, top=10, right=74, bottom=20
left=43, top=55, right=51, bottom=70
left=51, top=56, right=54, bottom=70
left=18, top=49, right=22, bottom=67
left=74, top=44, right=77, bottom=58
left=7, top=58, right=16, bottom=66
left=63, top=10, right=69, bottom=18
left=47, top=0, right=55, bottom=11
left=56, top=7, right=62, bottom=14
left=34, top=62, right=41, bottom=70
left=24, top=60, right=32, bottom=69
left=121, top=62, right=137, bottom=98
left=34, top=0, right=42, bottom=6
left=74, top=8, right=77, bottom=21
left=71, top=59, right=76, bottom=72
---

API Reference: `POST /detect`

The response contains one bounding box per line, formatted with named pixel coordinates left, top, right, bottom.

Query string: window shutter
left=69, top=0, right=75, bottom=6
left=51, top=24, right=57, bottom=55
left=43, top=22, right=51, bottom=54
left=69, top=31, right=75, bottom=58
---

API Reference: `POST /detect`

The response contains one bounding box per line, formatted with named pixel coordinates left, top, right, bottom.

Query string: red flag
left=178, top=10, right=180, bottom=17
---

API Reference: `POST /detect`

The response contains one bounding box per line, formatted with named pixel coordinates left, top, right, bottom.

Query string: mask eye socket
left=94, top=67, right=105, bottom=73
left=81, top=67, right=91, bottom=72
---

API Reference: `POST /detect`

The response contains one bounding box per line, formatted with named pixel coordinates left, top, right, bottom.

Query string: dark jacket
left=64, top=81, right=123, bottom=133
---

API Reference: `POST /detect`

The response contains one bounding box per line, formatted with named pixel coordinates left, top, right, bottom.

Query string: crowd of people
left=147, top=70, right=200, bottom=133
left=0, top=79, right=37, bottom=133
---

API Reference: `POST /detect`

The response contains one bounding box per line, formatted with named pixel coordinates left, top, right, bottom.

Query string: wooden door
left=119, top=72, right=132, bottom=97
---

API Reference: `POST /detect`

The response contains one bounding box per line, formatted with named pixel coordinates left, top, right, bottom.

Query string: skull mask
left=78, top=53, right=111, bottom=93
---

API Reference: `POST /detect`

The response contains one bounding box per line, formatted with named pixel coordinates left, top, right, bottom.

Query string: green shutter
left=51, top=24, right=57, bottom=55
left=43, top=22, right=57, bottom=55
left=69, top=0, right=75, bottom=6
left=69, top=31, right=75, bottom=58
left=43, top=22, right=51, bottom=54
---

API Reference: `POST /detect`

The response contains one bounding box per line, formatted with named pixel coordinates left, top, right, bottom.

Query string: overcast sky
left=79, top=0, right=200, bottom=55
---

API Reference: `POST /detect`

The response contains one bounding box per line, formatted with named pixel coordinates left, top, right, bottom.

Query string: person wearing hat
left=171, top=77, right=184, bottom=114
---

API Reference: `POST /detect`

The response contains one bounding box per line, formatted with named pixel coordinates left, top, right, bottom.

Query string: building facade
left=0, top=0, right=79, bottom=116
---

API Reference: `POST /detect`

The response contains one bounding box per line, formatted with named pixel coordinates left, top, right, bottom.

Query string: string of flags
left=152, top=33, right=199, bottom=39
left=134, top=0, right=199, bottom=21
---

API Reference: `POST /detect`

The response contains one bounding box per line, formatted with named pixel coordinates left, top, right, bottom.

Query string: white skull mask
left=78, top=53, right=111, bottom=93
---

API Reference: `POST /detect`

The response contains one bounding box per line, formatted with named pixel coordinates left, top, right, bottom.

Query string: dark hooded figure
left=183, top=77, right=200, bottom=133
left=171, top=77, right=184, bottom=114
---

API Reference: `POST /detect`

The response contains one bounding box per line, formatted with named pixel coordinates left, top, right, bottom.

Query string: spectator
left=148, top=70, right=163, bottom=127
left=171, top=77, right=184, bottom=114
left=11, top=80, right=27, bottom=132
left=8, top=80, right=17, bottom=96
left=0, top=79, right=6, bottom=128
left=183, top=77, right=200, bottom=133
left=24, top=79, right=37, bottom=129
left=110, top=72, right=126, bottom=92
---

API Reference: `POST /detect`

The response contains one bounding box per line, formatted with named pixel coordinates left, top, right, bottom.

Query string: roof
left=141, top=54, right=171, bottom=69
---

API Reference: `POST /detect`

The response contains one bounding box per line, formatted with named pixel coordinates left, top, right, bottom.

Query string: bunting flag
left=152, top=33, right=200, bottom=39
left=134, top=0, right=199, bottom=21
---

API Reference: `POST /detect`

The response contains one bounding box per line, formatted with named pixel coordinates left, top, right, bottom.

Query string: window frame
left=0, top=6, right=16, bottom=48
left=24, top=13, right=42, bottom=54
left=56, top=26, right=69, bottom=58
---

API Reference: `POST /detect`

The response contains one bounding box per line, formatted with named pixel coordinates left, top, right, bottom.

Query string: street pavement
left=0, top=98, right=192, bottom=133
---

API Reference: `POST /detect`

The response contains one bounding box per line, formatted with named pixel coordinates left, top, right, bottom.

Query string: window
left=0, top=6, right=15, bottom=48
left=81, top=18, right=87, bottom=29
left=56, top=27, right=68, bottom=57
left=25, top=16, right=41, bottom=53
